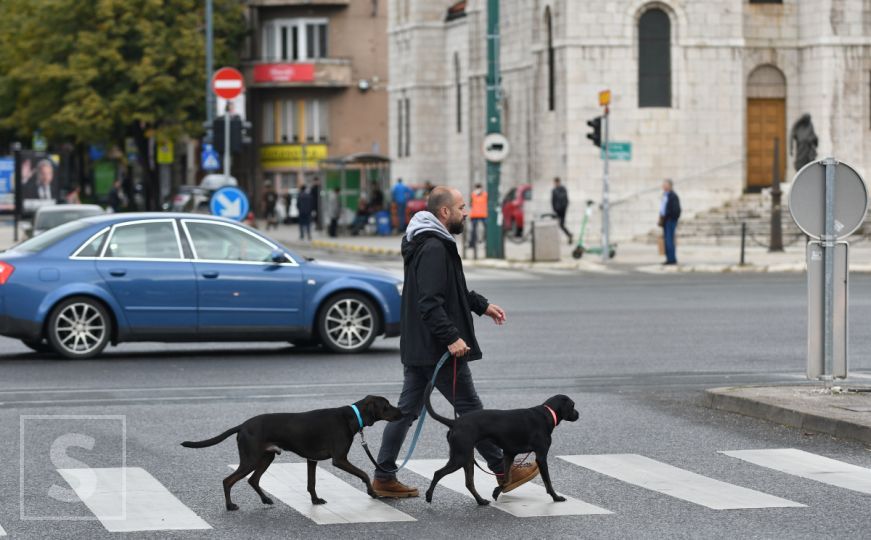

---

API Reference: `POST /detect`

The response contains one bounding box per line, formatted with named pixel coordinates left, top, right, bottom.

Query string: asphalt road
left=2, top=256, right=871, bottom=539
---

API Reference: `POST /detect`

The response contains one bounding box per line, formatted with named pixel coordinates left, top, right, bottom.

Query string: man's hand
left=485, top=304, right=506, bottom=325
left=448, top=338, right=471, bottom=358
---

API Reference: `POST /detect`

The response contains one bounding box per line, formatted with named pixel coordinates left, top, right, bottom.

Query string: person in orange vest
left=469, top=183, right=488, bottom=248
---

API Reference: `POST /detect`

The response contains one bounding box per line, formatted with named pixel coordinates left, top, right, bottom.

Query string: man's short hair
left=664, top=178, right=674, bottom=188
left=474, top=183, right=482, bottom=189
left=427, top=186, right=454, bottom=214
left=554, top=177, right=561, bottom=184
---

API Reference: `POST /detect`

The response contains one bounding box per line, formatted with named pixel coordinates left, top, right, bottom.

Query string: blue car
left=0, top=213, right=402, bottom=359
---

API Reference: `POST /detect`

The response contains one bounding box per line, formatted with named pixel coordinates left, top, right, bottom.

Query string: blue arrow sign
left=210, top=186, right=249, bottom=221
left=201, top=144, right=221, bottom=171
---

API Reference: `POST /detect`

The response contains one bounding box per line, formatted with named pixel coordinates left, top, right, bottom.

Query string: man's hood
left=401, top=211, right=455, bottom=263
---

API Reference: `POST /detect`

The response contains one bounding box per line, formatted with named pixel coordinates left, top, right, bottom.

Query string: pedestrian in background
left=468, top=183, right=487, bottom=247
left=262, top=182, right=279, bottom=230
left=311, top=177, right=322, bottom=231
left=391, top=178, right=413, bottom=232
left=107, top=180, right=126, bottom=213
left=65, top=185, right=81, bottom=204
left=372, top=186, right=538, bottom=498
left=296, top=184, right=314, bottom=241
left=659, top=179, right=681, bottom=265
left=327, top=187, right=341, bottom=237
left=551, top=177, right=572, bottom=244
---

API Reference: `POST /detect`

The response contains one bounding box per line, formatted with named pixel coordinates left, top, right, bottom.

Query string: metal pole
left=12, top=143, right=22, bottom=242
left=485, top=0, right=503, bottom=259
left=740, top=222, right=746, bottom=266
left=823, top=157, right=836, bottom=387
left=205, top=0, right=215, bottom=143
left=223, top=113, right=231, bottom=184
left=769, top=138, right=784, bottom=252
left=601, top=107, right=610, bottom=262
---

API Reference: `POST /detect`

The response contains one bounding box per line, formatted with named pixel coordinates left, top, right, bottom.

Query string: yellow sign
left=260, top=144, right=328, bottom=169
left=599, top=89, right=611, bottom=107
left=157, top=139, right=174, bottom=164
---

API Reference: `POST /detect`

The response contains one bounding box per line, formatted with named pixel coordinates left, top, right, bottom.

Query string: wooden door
left=746, top=98, right=786, bottom=191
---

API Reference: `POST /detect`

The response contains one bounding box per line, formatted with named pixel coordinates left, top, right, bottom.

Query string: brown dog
left=181, top=395, right=402, bottom=510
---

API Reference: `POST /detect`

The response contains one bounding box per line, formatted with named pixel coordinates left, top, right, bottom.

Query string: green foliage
left=0, top=0, right=247, bottom=145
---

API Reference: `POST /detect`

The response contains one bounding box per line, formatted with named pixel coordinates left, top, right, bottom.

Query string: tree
left=0, top=0, right=247, bottom=209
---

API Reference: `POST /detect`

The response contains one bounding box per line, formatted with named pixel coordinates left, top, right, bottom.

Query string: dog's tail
left=424, top=381, right=455, bottom=428
left=180, top=425, right=241, bottom=449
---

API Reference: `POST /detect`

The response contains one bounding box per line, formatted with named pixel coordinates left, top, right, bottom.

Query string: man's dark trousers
left=556, top=209, right=572, bottom=240
left=374, top=360, right=503, bottom=480
left=664, top=218, right=677, bottom=263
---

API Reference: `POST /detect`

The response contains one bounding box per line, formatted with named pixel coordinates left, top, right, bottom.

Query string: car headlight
left=395, top=282, right=403, bottom=296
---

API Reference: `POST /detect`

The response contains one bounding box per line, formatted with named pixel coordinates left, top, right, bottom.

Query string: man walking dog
left=372, top=186, right=540, bottom=498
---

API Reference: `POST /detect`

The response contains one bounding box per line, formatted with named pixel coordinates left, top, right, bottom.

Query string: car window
left=104, top=221, right=181, bottom=259
left=12, top=221, right=92, bottom=253
left=523, top=189, right=533, bottom=201
left=74, top=229, right=108, bottom=258
left=184, top=221, right=276, bottom=263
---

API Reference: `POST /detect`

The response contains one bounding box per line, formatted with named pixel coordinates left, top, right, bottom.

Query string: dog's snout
left=386, top=406, right=403, bottom=420
left=568, top=409, right=580, bottom=421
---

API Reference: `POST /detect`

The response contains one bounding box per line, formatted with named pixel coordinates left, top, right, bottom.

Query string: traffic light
left=586, top=116, right=602, bottom=147
left=212, top=115, right=242, bottom=154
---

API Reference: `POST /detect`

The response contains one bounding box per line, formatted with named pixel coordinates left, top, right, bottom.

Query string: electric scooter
left=572, top=200, right=617, bottom=259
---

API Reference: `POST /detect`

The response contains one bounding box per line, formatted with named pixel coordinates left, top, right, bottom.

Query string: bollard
left=740, top=222, right=746, bottom=266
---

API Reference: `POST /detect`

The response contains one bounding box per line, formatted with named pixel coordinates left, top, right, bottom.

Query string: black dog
left=424, top=388, right=579, bottom=505
left=181, top=395, right=402, bottom=511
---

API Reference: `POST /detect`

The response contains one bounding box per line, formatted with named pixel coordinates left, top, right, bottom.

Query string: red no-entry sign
left=211, top=67, right=244, bottom=100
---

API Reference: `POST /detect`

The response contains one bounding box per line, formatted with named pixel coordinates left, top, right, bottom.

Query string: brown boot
left=372, top=478, right=419, bottom=498
left=500, top=462, right=540, bottom=493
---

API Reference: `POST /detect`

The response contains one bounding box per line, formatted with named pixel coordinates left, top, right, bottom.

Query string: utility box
left=532, top=219, right=560, bottom=262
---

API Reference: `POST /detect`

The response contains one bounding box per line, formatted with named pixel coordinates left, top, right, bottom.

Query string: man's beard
left=448, top=218, right=465, bottom=235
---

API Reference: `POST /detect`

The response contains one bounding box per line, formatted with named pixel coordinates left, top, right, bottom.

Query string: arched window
left=638, top=8, right=671, bottom=108
left=545, top=7, right=555, bottom=111
left=454, top=53, right=462, bottom=133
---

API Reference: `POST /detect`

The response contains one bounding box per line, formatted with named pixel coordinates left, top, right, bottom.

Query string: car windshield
left=12, top=220, right=93, bottom=253
left=36, top=209, right=102, bottom=230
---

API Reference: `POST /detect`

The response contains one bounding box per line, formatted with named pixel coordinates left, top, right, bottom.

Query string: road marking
left=0, top=522, right=5, bottom=536
left=57, top=467, right=211, bottom=532
left=229, top=463, right=415, bottom=524
left=721, top=449, right=871, bottom=495
left=405, top=459, right=611, bottom=517
left=559, top=454, right=805, bottom=510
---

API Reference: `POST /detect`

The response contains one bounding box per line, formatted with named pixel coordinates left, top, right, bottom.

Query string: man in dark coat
left=551, top=177, right=572, bottom=244
left=296, top=184, right=314, bottom=240
left=658, top=179, right=681, bottom=265
left=372, top=186, right=539, bottom=498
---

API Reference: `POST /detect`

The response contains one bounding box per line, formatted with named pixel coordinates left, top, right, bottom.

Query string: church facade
left=388, top=0, right=871, bottom=240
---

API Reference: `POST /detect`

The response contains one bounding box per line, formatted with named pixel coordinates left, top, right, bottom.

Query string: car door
left=95, top=219, right=198, bottom=336
left=180, top=219, right=304, bottom=335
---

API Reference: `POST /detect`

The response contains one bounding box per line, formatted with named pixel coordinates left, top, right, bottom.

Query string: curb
left=309, top=239, right=401, bottom=257
left=704, top=387, right=871, bottom=445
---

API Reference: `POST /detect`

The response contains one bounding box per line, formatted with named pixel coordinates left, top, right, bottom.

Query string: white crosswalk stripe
left=56, top=467, right=211, bottom=532
left=228, top=463, right=416, bottom=524
left=559, top=454, right=805, bottom=510
left=722, top=448, right=871, bottom=495
left=0, top=522, right=5, bottom=536
left=405, top=459, right=612, bottom=517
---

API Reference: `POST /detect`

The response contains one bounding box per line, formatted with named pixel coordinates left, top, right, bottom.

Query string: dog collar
left=350, top=404, right=364, bottom=431
left=544, top=405, right=559, bottom=426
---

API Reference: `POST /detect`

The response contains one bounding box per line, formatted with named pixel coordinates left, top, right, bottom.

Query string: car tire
left=318, top=293, right=380, bottom=354
left=21, top=339, right=53, bottom=353
left=47, top=297, right=112, bottom=359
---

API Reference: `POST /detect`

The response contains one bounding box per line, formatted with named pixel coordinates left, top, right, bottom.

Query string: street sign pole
left=822, top=157, right=836, bottom=387
left=223, top=112, right=231, bottom=186
left=485, top=0, right=503, bottom=259
left=601, top=106, right=611, bottom=263
left=205, top=0, right=214, bottom=144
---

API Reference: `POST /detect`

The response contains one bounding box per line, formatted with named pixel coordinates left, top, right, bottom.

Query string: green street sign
left=601, top=141, right=631, bottom=161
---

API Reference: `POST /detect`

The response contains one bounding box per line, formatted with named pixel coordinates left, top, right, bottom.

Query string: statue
left=789, top=113, right=818, bottom=171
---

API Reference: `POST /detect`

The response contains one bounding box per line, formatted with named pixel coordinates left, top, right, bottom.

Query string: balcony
left=243, top=59, right=352, bottom=88
left=248, top=0, right=348, bottom=6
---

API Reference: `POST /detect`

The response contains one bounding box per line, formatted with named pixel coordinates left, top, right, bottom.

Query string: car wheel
left=21, top=339, right=53, bottom=353
left=318, top=293, right=380, bottom=354
left=47, top=297, right=111, bottom=359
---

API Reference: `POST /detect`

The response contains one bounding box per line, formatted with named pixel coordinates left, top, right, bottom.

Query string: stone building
left=388, top=0, right=871, bottom=241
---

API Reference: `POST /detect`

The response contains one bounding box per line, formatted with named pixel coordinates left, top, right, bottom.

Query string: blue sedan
left=0, top=213, right=402, bottom=359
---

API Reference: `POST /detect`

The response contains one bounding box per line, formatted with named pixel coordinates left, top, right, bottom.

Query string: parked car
left=0, top=213, right=402, bottom=359
left=165, top=175, right=238, bottom=213
left=502, top=183, right=533, bottom=237
left=22, top=204, right=105, bottom=239
left=404, top=185, right=430, bottom=223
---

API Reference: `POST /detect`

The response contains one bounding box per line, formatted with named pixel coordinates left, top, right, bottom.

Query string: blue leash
left=358, top=351, right=452, bottom=474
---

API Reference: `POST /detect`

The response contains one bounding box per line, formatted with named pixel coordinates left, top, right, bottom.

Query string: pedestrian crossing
left=6, top=448, right=871, bottom=533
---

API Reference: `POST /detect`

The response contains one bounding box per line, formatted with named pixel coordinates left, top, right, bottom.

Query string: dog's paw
left=476, top=498, right=490, bottom=506
left=262, top=497, right=274, bottom=505
left=226, top=503, right=239, bottom=511
left=425, top=492, right=433, bottom=503
left=367, top=490, right=378, bottom=499
left=491, top=486, right=502, bottom=500
left=312, top=498, right=327, bottom=505
left=552, top=495, right=566, bottom=503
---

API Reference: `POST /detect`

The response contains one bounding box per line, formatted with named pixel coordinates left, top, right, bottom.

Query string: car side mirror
left=270, top=250, right=287, bottom=263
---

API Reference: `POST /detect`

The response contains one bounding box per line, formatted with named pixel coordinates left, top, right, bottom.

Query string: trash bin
left=376, top=210, right=392, bottom=236
left=532, top=218, right=560, bottom=262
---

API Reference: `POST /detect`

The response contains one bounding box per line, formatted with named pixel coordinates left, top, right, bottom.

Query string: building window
left=545, top=7, right=554, bottom=111
left=263, top=99, right=327, bottom=143
left=282, top=100, right=297, bottom=142
left=262, top=101, right=275, bottom=143
left=397, top=98, right=404, bottom=157
left=404, top=97, right=411, bottom=156
left=454, top=54, right=462, bottom=133
left=304, top=100, right=329, bottom=142
left=638, top=8, right=671, bottom=108
left=262, top=19, right=328, bottom=61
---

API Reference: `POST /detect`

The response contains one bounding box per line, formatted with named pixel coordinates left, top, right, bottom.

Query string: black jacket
left=663, top=191, right=681, bottom=221
left=551, top=185, right=569, bottom=214
left=400, top=232, right=489, bottom=366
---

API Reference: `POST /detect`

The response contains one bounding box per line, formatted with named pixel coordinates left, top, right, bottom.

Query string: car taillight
left=0, top=261, right=14, bottom=285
